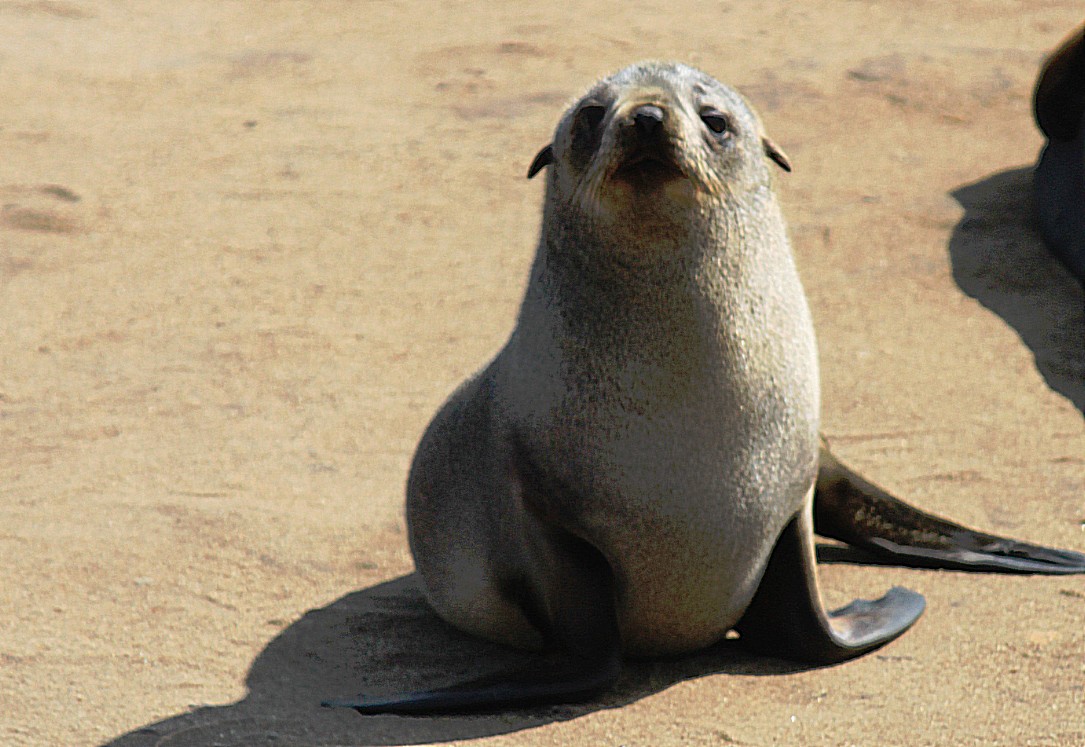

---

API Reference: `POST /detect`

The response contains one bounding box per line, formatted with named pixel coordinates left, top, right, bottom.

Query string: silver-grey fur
left=322, top=59, right=1085, bottom=716
left=407, top=61, right=818, bottom=657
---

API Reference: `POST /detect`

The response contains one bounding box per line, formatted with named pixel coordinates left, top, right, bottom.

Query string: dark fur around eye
left=578, top=103, right=607, bottom=131
left=569, top=102, right=608, bottom=164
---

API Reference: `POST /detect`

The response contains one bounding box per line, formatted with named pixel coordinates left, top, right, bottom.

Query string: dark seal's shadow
left=101, top=574, right=806, bottom=746
left=948, top=167, right=1085, bottom=415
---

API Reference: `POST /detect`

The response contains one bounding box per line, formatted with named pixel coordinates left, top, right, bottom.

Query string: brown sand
left=2, top=2, right=1083, bottom=746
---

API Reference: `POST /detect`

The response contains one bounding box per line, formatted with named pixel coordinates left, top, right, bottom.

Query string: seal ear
left=527, top=144, right=554, bottom=179
left=763, top=137, right=792, bottom=172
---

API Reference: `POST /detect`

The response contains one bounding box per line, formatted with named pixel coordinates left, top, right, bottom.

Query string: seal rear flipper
left=735, top=506, right=925, bottom=664
left=815, top=445, right=1085, bottom=574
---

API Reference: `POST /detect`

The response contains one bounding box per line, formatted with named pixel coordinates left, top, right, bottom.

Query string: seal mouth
left=612, top=150, right=686, bottom=187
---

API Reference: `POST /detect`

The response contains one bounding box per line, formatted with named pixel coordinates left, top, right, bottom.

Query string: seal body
left=407, top=62, right=817, bottom=656
left=323, top=60, right=1083, bottom=717
left=1033, top=23, right=1085, bottom=285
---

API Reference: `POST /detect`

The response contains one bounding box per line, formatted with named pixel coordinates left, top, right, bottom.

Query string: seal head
left=529, top=62, right=790, bottom=244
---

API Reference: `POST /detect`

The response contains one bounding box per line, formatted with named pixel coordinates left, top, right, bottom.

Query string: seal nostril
left=632, top=104, right=665, bottom=136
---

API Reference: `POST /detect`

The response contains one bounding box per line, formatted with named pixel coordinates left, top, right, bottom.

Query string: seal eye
left=700, top=109, right=732, bottom=136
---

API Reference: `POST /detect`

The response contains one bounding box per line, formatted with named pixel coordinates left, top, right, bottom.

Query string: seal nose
left=632, top=104, right=665, bottom=137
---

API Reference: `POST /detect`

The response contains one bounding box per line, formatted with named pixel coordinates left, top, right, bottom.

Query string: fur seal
left=1033, top=23, right=1085, bottom=285
left=325, top=61, right=1085, bottom=715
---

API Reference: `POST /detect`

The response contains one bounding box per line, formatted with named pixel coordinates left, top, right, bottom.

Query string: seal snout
left=632, top=104, right=665, bottom=138
left=612, top=99, right=686, bottom=187
left=621, top=101, right=670, bottom=147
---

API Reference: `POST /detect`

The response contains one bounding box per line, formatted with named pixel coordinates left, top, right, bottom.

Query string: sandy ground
left=2, top=2, right=1084, bottom=746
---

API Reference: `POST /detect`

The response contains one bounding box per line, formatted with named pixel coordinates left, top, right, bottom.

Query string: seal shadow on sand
left=947, top=166, right=1085, bottom=415
left=102, top=574, right=810, bottom=747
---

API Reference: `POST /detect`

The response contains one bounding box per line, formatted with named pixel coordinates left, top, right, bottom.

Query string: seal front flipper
left=323, top=521, right=623, bottom=715
left=321, top=652, right=621, bottom=715
left=321, top=578, right=622, bottom=715
left=814, top=445, right=1085, bottom=574
left=735, top=505, right=925, bottom=664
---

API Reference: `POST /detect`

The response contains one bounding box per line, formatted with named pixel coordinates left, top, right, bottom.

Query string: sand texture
left=2, top=2, right=1083, bottom=746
